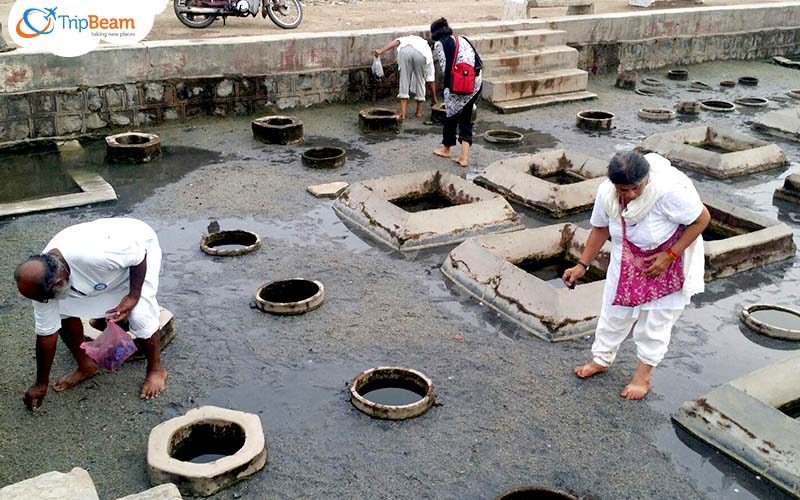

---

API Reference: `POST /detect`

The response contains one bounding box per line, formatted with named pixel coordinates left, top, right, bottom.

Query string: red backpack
left=450, top=36, right=477, bottom=95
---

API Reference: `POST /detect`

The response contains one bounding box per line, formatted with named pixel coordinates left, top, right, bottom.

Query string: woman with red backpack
left=430, top=17, right=482, bottom=167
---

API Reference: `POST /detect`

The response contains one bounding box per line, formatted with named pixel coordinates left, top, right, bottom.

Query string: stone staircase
left=469, top=29, right=597, bottom=113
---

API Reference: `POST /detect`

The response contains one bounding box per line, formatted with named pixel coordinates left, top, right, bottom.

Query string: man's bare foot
left=433, top=147, right=451, bottom=158
left=621, top=362, right=653, bottom=400
left=415, top=111, right=424, bottom=118
left=141, top=368, right=167, bottom=400
left=54, top=364, right=98, bottom=392
left=455, top=157, right=468, bottom=167
left=574, top=361, right=608, bottom=379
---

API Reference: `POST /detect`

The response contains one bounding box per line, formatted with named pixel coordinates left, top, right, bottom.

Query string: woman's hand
left=372, top=49, right=381, bottom=58
left=562, top=265, right=586, bottom=289
left=644, top=252, right=674, bottom=277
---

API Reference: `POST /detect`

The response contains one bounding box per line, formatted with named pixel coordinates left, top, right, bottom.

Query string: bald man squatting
left=14, top=218, right=167, bottom=410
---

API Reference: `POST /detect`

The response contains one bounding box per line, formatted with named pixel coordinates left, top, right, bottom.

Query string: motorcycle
left=174, top=0, right=303, bottom=30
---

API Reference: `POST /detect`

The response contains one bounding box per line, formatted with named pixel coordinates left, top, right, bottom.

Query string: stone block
left=164, top=108, right=181, bottom=121
left=673, top=353, right=800, bottom=498
left=442, top=224, right=610, bottom=341
left=34, top=94, right=56, bottom=113
left=307, top=182, right=349, bottom=198
left=237, top=79, right=256, bottom=98
left=0, top=467, right=99, bottom=500
left=110, top=112, right=133, bottom=126
left=115, top=484, right=182, bottom=500
left=7, top=96, right=31, bottom=117
left=106, top=88, right=126, bottom=109
left=233, top=101, right=250, bottom=116
left=276, top=97, right=300, bottom=110
left=57, top=91, right=85, bottom=112
left=86, top=88, right=103, bottom=111
left=85, top=113, right=108, bottom=130
left=125, top=84, right=140, bottom=108
left=333, top=169, right=524, bottom=251
left=2, top=121, right=31, bottom=141
left=775, top=174, right=800, bottom=204
left=58, top=115, right=83, bottom=134
left=276, top=75, right=293, bottom=96
left=136, top=111, right=157, bottom=127
left=641, top=126, right=787, bottom=178
left=296, top=74, right=315, bottom=91
left=476, top=149, right=607, bottom=217
left=34, top=117, right=56, bottom=137
left=144, top=83, right=165, bottom=103
left=216, top=79, right=234, bottom=98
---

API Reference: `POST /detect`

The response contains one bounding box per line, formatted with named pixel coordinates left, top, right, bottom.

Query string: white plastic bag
left=371, top=56, right=384, bottom=80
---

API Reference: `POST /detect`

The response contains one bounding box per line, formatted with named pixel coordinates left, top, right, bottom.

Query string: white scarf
left=601, top=153, right=705, bottom=298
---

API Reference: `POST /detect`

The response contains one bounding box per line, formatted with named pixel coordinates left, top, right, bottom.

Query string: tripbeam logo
left=9, top=0, right=168, bottom=57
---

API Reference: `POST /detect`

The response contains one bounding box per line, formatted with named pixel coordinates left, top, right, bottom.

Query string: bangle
left=666, top=248, right=679, bottom=261
left=577, top=261, right=589, bottom=270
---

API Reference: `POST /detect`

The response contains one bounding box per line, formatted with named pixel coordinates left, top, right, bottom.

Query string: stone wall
left=0, top=66, right=398, bottom=147
left=1, top=2, right=799, bottom=147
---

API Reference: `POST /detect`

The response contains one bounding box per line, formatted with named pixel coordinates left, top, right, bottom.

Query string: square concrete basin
left=475, top=149, right=607, bottom=217
left=333, top=170, right=524, bottom=251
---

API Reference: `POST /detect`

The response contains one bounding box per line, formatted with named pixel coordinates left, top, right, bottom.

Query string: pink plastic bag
left=80, top=321, right=137, bottom=372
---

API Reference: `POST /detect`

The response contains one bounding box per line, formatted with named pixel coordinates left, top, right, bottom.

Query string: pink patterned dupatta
left=612, top=216, right=685, bottom=307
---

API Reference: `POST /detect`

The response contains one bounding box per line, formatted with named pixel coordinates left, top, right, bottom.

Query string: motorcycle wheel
left=174, top=0, right=217, bottom=28
left=265, top=0, right=302, bottom=29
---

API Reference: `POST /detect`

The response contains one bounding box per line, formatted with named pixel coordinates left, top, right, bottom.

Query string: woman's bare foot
left=415, top=111, right=424, bottom=118
left=455, top=157, right=468, bottom=167
left=574, top=361, right=608, bottom=379
left=141, top=368, right=168, bottom=400
left=433, top=146, right=451, bottom=158
left=54, top=364, right=98, bottom=392
left=620, top=362, right=653, bottom=400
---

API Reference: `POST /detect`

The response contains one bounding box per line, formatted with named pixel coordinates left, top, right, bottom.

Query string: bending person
left=373, top=35, right=438, bottom=120
left=15, top=218, right=167, bottom=410
left=562, top=151, right=710, bottom=400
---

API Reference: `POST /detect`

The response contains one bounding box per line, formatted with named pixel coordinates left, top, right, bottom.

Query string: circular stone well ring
left=200, top=230, right=261, bottom=256
left=494, top=486, right=578, bottom=500
left=255, top=278, right=324, bottom=315
left=741, top=304, right=800, bottom=341
left=251, top=115, right=304, bottom=145
left=738, top=76, right=759, bottom=86
left=700, top=99, right=736, bottom=112
left=641, top=77, right=664, bottom=87
left=106, top=132, right=161, bottom=164
left=734, top=97, right=769, bottom=108
left=358, top=108, right=402, bottom=133
left=301, top=147, right=346, bottom=169
left=638, top=108, right=677, bottom=121
left=484, top=129, right=524, bottom=144
left=350, top=366, right=435, bottom=420
left=788, top=89, right=800, bottom=100
left=576, top=110, right=615, bottom=130
left=667, top=69, right=689, bottom=81
left=147, top=406, right=267, bottom=497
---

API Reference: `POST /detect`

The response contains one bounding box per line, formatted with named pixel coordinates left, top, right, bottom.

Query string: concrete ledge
left=641, top=126, right=788, bottom=179
left=775, top=174, right=800, bottom=204
left=673, top=353, right=800, bottom=498
left=703, top=196, right=796, bottom=280
left=441, top=224, right=610, bottom=341
left=0, top=170, right=117, bottom=218
left=115, top=484, right=182, bottom=500
left=0, top=467, right=99, bottom=500
left=475, top=149, right=607, bottom=217
left=333, top=170, right=524, bottom=252
left=753, top=107, right=800, bottom=143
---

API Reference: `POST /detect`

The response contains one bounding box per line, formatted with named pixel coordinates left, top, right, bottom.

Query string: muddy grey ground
left=1, top=60, right=799, bottom=500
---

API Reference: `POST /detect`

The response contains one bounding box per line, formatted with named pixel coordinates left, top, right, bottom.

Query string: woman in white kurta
left=562, top=151, right=710, bottom=400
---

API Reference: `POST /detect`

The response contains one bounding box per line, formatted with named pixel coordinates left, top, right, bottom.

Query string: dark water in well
left=515, top=257, right=604, bottom=288
left=539, top=171, right=585, bottom=185
left=702, top=223, right=743, bottom=241
left=749, top=309, right=800, bottom=331
left=187, top=453, right=228, bottom=464
left=391, top=192, right=457, bottom=212
left=360, top=387, right=423, bottom=406
left=779, top=400, right=800, bottom=420
left=698, top=143, right=735, bottom=154
left=0, top=161, right=83, bottom=203
left=259, top=279, right=319, bottom=303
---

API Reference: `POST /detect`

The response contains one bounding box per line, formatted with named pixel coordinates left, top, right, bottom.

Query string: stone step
left=481, top=46, right=579, bottom=78
left=482, top=68, right=589, bottom=103
left=489, top=91, right=599, bottom=113
left=467, top=30, right=568, bottom=55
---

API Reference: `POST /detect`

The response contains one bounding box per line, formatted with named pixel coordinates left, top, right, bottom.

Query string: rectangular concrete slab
left=775, top=174, right=800, bottom=204
left=0, top=467, right=99, bottom=500
left=673, top=354, right=800, bottom=498
left=115, top=484, right=183, bottom=500
left=307, top=181, right=349, bottom=198
left=0, top=170, right=117, bottom=218
left=753, top=107, right=800, bottom=142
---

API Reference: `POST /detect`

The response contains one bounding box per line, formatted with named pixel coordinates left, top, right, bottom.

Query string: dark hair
left=607, top=150, right=650, bottom=185
left=430, top=18, right=452, bottom=42
left=14, top=253, right=64, bottom=295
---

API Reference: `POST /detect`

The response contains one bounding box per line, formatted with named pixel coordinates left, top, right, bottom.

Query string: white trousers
left=591, top=307, right=683, bottom=368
